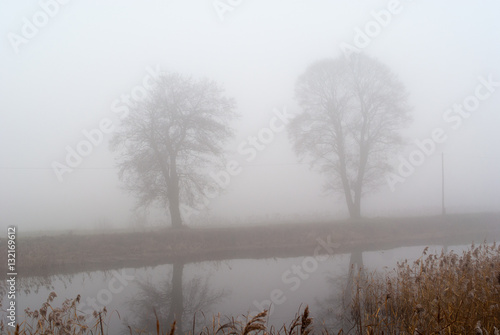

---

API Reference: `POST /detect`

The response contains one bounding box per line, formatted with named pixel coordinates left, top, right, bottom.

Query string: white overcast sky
left=1, top=1, right=499, bottom=231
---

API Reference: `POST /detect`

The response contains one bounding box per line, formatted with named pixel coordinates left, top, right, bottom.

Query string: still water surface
left=4, top=243, right=473, bottom=334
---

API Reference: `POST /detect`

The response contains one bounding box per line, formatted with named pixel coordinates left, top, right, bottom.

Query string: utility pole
left=442, top=152, right=446, bottom=215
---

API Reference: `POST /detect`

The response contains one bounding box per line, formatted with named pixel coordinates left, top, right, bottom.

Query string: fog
left=1, top=1, right=500, bottom=232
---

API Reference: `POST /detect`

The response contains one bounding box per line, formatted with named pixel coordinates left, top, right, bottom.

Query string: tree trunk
left=336, top=125, right=359, bottom=220
left=168, top=159, right=183, bottom=228
left=352, top=160, right=364, bottom=219
left=351, top=110, right=368, bottom=220
left=351, top=201, right=361, bottom=219
left=168, top=188, right=183, bottom=228
left=344, top=192, right=357, bottom=219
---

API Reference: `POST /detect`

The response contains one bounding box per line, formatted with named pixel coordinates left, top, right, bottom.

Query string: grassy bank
left=6, top=242, right=500, bottom=334
left=1, top=212, right=500, bottom=277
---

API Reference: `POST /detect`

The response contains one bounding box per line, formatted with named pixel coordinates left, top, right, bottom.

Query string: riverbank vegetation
left=2, top=213, right=500, bottom=277
left=341, top=242, right=500, bottom=334
left=5, top=242, right=500, bottom=334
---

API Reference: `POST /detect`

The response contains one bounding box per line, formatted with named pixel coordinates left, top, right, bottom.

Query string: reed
left=3, top=292, right=109, bottom=335
left=343, top=242, right=500, bottom=334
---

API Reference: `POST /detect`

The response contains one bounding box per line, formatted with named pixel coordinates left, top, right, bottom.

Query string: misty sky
left=1, top=1, right=499, bottom=231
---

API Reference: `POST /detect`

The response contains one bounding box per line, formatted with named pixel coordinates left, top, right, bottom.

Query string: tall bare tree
left=289, top=54, right=411, bottom=218
left=111, top=73, right=236, bottom=228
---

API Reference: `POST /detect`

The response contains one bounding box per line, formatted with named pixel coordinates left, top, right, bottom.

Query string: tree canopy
left=289, top=54, right=411, bottom=218
left=111, top=73, right=237, bottom=227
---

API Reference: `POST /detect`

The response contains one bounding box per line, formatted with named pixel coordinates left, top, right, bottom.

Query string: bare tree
left=289, top=54, right=411, bottom=218
left=111, top=73, right=236, bottom=228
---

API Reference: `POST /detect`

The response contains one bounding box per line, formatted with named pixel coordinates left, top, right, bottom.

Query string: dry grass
left=342, top=242, right=500, bottom=334
left=188, top=306, right=314, bottom=335
left=1, top=292, right=110, bottom=335
left=6, top=301, right=316, bottom=335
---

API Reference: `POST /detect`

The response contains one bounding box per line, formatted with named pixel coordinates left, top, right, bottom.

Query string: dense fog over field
left=1, top=1, right=500, bottom=231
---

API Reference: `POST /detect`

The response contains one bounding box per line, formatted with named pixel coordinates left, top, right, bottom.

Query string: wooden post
left=442, top=152, right=446, bottom=215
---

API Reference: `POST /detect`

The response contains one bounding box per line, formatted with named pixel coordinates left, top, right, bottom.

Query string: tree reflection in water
left=125, top=261, right=229, bottom=333
left=316, top=250, right=364, bottom=333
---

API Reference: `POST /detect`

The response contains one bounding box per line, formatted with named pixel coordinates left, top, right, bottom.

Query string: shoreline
left=2, top=212, right=499, bottom=278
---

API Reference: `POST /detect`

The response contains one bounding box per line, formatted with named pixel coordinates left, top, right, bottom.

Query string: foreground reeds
left=4, top=243, right=500, bottom=334
left=343, top=242, right=500, bottom=334
left=1, top=292, right=108, bottom=335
